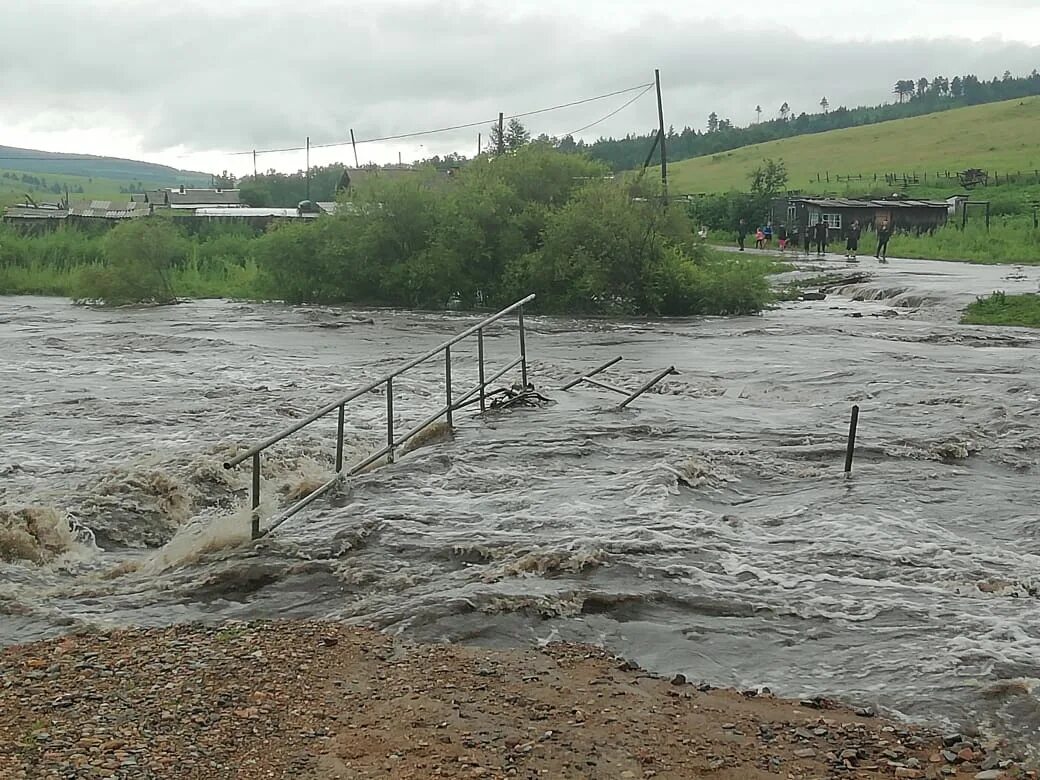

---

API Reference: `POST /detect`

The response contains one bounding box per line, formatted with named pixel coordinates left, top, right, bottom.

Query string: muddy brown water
left=2, top=255, right=1039, bottom=756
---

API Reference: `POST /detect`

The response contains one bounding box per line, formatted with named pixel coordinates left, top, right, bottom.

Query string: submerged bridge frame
left=225, top=295, right=677, bottom=539
left=224, top=295, right=534, bottom=539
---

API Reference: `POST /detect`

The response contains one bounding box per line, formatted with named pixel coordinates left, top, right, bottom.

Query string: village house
left=770, top=197, right=951, bottom=237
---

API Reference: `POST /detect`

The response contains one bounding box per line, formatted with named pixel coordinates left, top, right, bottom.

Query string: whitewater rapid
left=2, top=255, right=1040, bottom=756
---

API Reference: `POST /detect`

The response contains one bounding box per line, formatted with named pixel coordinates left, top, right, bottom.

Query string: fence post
left=844, top=405, right=860, bottom=475
left=386, top=377, right=394, bottom=463
left=251, top=452, right=261, bottom=539
left=477, top=328, right=487, bottom=412
left=518, top=306, right=528, bottom=387
left=445, top=346, right=453, bottom=428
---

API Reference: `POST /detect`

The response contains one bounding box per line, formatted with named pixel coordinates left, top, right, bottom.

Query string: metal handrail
left=224, top=294, right=535, bottom=538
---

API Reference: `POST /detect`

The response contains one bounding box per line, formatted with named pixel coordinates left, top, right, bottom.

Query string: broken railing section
left=225, top=294, right=536, bottom=540
left=561, top=357, right=678, bottom=409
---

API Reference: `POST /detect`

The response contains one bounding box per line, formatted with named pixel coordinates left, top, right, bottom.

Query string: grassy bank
left=963, top=291, right=1040, bottom=327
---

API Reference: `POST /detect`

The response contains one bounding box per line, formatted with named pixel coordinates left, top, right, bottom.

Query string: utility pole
left=252, top=150, right=257, bottom=178
left=655, top=69, right=668, bottom=201
left=498, top=112, right=505, bottom=156
left=477, top=132, right=481, bottom=157
left=350, top=129, right=359, bottom=168
left=305, top=136, right=311, bottom=201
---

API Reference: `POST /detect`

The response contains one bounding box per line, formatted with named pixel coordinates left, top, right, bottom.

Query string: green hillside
left=661, top=97, right=1040, bottom=194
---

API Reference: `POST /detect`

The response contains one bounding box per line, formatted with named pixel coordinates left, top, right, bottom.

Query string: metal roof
left=193, top=207, right=319, bottom=218
left=795, top=197, right=949, bottom=209
left=67, top=200, right=147, bottom=219
left=2, top=205, right=67, bottom=220
left=166, top=189, right=241, bottom=206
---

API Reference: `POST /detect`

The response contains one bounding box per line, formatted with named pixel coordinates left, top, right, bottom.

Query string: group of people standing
left=736, top=218, right=893, bottom=262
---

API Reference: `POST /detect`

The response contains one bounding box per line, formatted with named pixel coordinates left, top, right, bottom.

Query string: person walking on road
left=845, top=219, right=862, bottom=261
left=736, top=219, right=747, bottom=251
left=755, top=227, right=765, bottom=250
left=814, top=218, right=828, bottom=256
left=777, top=223, right=789, bottom=252
left=875, top=219, right=892, bottom=263
left=763, top=223, right=773, bottom=247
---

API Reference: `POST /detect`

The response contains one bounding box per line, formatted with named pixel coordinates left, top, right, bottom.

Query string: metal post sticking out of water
left=386, top=377, right=395, bottom=464
left=844, top=405, right=860, bottom=475
left=445, top=346, right=453, bottom=428
left=251, top=452, right=261, bottom=539
left=518, top=306, right=528, bottom=388
left=477, top=328, right=487, bottom=412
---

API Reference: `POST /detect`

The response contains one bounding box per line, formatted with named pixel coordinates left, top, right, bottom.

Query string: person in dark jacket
left=845, top=219, right=862, bottom=260
left=802, top=222, right=812, bottom=255
left=875, top=219, right=892, bottom=263
left=736, top=218, right=747, bottom=251
left=814, top=219, right=828, bottom=255
left=777, top=223, right=789, bottom=252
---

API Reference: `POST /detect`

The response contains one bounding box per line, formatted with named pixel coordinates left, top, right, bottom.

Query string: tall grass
left=864, top=218, right=1040, bottom=264
left=0, top=223, right=263, bottom=300
left=962, top=291, right=1040, bottom=327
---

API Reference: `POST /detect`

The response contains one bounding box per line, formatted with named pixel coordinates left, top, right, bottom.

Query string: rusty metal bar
left=560, top=356, right=624, bottom=390
left=617, top=366, right=677, bottom=409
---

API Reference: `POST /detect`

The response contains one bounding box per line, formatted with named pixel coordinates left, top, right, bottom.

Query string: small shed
left=67, top=199, right=148, bottom=223
left=772, top=197, right=950, bottom=237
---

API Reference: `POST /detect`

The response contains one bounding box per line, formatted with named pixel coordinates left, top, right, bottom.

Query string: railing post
left=386, top=377, right=395, bottom=464
left=518, top=305, right=528, bottom=387
left=445, top=345, right=453, bottom=428
left=335, top=403, right=345, bottom=473
left=477, top=328, right=486, bottom=412
left=251, top=452, right=261, bottom=539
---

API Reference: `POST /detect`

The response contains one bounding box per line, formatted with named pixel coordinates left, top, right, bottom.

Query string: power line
left=566, top=84, right=655, bottom=136
left=233, top=82, right=654, bottom=156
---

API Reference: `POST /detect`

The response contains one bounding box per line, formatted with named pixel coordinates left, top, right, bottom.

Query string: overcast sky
left=1, top=0, right=1038, bottom=176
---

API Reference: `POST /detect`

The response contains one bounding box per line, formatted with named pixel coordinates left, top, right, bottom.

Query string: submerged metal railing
left=561, top=356, right=677, bottom=408
left=224, top=294, right=535, bottom=538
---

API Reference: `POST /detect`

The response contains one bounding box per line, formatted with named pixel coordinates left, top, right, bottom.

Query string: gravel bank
left=0, top=620, right=1034, bottom=779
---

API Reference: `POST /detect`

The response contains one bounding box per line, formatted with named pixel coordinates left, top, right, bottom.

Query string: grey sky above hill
left=1, top=0, right=1038, bottom=175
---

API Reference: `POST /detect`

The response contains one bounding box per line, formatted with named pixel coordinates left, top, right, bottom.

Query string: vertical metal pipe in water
left=844, top=405, right=860, bottom=474
left=477, top=328, right=486, bottom=412
left=251, top=452, right=261, bottom=539
left=335, top=403, right=345, bottom=473
left=518, top=306, right=528, bottom=388
left=445, top=346, right=453, bottom=427
left=386, top=377, right=395, bottom=464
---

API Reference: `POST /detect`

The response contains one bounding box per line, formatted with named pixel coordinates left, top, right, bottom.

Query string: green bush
left=76, top=219, right=187, bottom=304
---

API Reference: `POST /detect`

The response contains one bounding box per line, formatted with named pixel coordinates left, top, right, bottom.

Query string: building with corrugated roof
left=771, top=196, right=951, bottom=236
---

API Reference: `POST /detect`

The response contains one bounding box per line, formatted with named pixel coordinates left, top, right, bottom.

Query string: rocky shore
left=0, top=620, right=1033, bottom=779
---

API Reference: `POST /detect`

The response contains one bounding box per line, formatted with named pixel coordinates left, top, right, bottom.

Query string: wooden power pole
left=498, top=112, right=505, bottom=155
left=305, top=136, right=311, bottom=201
left=655, top=69, right=667, bottom=201
left=350, top=129, right=359, bottom=168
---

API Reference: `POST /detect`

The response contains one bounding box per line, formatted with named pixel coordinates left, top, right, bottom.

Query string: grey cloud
left=0, top=1, right=1037, bottom=162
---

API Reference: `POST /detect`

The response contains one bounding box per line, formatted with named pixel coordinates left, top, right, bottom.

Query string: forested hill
left=573, top=70, right=1040, bottom=172
left=0, top=145, right=210, bottom=186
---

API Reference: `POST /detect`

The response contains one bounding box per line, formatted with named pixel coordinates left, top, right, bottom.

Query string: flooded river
left=2, top=255, right=1040, bottom=756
